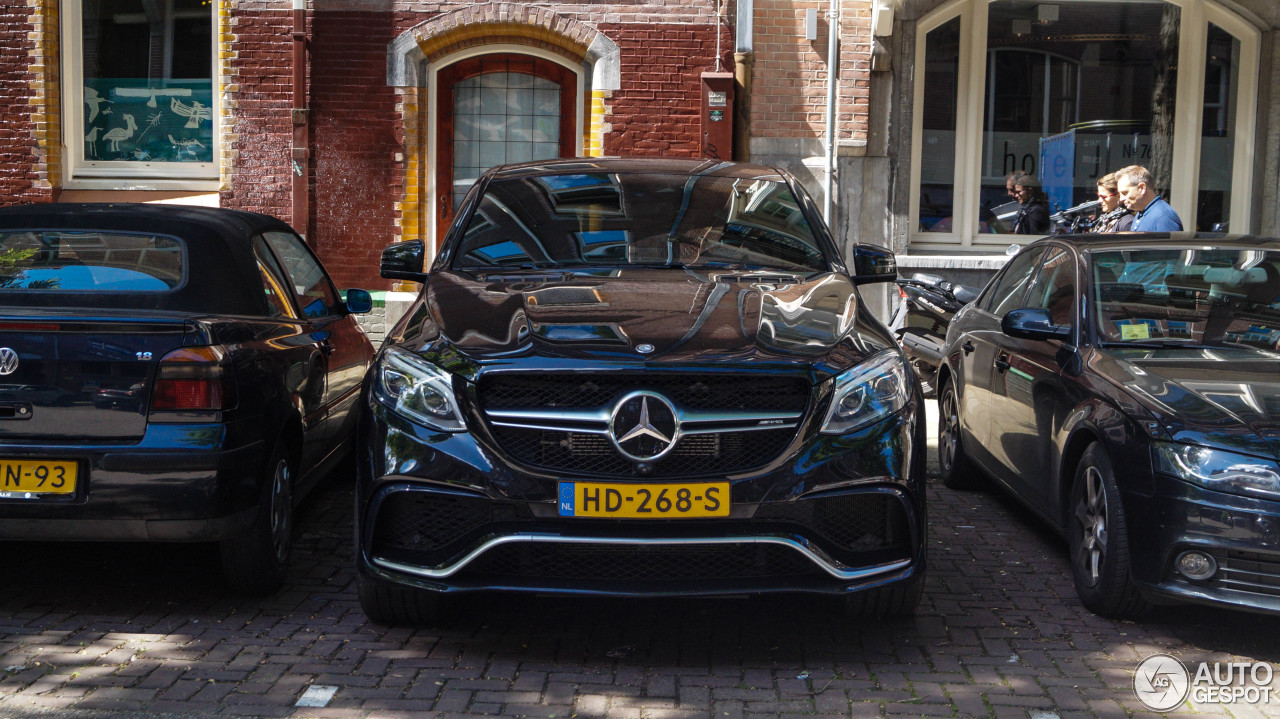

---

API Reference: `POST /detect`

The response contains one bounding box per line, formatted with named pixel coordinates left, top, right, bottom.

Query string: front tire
left=938, top=380, right=982, bottom=490
left=221, top=443, right=294, bottom=595
left=1067, top=444, right=1151, bottom=619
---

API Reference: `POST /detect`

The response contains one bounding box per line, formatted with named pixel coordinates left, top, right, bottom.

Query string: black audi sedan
left=937, top=233, right=1280, bottom=617
left=0, top=203, right=374, bottom=594
left=355, top=158, right=927, bottom=624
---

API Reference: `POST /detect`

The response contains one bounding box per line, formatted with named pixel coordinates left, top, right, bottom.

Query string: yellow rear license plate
left=558, top=481, right=729, bottom=518
left=0, top=459, right=78, bottom=496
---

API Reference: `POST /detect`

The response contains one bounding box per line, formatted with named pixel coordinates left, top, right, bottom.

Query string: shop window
left=917, top=16, right=961, bottom=234
left=980, top=2, right=1178, bottom=228
left=62, top=0, right=217, bottom=185
left=1198, top=24, right=1240, bottom=231
left=910, top=0, right=1259, bottom=248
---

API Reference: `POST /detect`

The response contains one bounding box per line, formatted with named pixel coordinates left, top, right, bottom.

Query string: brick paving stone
left=0, top=404, right=1276, bottom=718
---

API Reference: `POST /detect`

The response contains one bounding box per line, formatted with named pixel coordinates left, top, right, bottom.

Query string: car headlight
left=1153, top=442, right=1280, bottom=500
left=819, top=350, right=910, bottom=434
left=375, top=347, right=467, bottom=432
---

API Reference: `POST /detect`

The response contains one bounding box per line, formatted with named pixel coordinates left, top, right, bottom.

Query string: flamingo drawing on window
left=103, top=114, right=137, bottom=153
left=84, top=127, right=99, bottom=158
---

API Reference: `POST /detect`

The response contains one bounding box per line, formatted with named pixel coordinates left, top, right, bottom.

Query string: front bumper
left=1127, top=473, right=1280, bottom=615
left=356, top=398, right=927, bottom=597
left=0, top=422, right=266, bottom=541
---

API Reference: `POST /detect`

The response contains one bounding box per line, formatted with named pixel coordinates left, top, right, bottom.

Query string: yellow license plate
left=0, top=459, right=78, bottom=495
left=558, top=481, right=729, bottom=518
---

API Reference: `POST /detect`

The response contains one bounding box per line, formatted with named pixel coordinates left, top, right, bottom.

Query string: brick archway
left=387, top=4, right=619, bottom=250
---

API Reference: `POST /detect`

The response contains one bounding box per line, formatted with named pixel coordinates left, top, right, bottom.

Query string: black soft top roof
left=0, top=203, right=296, bottom=315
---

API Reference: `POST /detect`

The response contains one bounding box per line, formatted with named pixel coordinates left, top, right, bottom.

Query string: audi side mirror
left=1002, top=307, right=1071, bottom=341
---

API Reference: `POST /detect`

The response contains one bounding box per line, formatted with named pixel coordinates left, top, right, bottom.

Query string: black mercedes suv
left=355, top=158, right=927, bottom=624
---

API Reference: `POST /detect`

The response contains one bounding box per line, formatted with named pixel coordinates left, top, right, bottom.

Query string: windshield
left=1091, top=248, right=1280, bottom=350
left=451, top=173, right=829, bottom=272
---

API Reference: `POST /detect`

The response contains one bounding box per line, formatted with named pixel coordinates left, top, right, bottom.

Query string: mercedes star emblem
left=636, top=343, right=655, bottom=354
left=0, top=348, right=18, bottom=376
left=609, top=391, right=679, bottom=462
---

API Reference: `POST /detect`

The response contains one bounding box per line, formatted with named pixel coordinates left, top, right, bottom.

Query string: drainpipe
left=291, top=0, right=310, bottom=239
left=733, top=0, right=753, bottom=161
left=823, top=0, right=838, bottom=224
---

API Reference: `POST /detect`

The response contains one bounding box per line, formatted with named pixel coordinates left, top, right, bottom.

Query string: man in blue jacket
left=1116, top=165, right=1183, bottom=232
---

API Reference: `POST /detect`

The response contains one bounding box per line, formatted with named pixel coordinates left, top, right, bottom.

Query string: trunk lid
left=0, top=313, right=194, bottom=442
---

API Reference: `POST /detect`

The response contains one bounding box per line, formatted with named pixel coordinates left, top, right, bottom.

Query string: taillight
left=150, top=346, right=234, bottom=411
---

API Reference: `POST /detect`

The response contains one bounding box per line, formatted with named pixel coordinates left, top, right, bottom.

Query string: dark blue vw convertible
left=0, top=203, right=374, bottom=593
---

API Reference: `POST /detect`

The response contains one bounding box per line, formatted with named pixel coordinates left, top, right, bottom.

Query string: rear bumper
left=0, top=423, right=266, bottom=542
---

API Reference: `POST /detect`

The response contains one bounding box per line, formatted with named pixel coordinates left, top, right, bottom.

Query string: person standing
left=1011, top=175, right=1050, bottom=234
left=1116, top=165, right=1183, bottom=231
left=1093, top=172, right=1133, bottom=232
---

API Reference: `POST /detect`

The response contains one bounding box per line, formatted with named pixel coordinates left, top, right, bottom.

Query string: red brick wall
left=220, top=10, right=293, bottom=225
left=304, top=11, right=402, bottom=291
left=0, top=4, right=54, bottom=205
left=601, top=23, right=732, bottom=157
left=223, top=10, right=404, bottom=290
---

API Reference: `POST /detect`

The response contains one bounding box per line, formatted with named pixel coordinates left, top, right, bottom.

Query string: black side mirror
left=1002, top=307, right=1071, bottom=341
left=850, top=244, right=897, bottom=284
left=344, top=288, right=373, bottom=314
left=380, top=240, right=428, bottom=282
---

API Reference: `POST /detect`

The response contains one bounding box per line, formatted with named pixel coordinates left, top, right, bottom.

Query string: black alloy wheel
left=1067, top=443, right=1151, bottom=619
left=938, top=380, right=982, bottom=490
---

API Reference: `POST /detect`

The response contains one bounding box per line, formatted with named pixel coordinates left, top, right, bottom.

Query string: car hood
left=400, top=268, right=890, bottom=381
left=1095, top=347, right=1280, bottom=460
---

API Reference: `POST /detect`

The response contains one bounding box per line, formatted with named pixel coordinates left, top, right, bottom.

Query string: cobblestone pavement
left=1, top=403, right=1278, bottom=719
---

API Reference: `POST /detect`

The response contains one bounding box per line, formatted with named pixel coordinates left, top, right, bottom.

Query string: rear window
left=0, top=231, right=184, bottom=292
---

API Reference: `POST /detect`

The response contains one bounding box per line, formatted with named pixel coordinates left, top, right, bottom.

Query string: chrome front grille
left=475, top=373, right=810, bottom=477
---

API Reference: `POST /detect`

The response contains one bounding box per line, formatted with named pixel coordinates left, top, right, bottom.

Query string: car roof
left=1032, top=232, right=1280, bottom=252
left=0, top=202, right=293, bottom=240
left=0, top=203, right=297, bottom=315
left=485, top=157, right=788, bottom=182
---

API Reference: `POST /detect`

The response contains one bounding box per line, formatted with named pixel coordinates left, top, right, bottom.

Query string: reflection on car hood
left=406, top=268, right=888, bottom=380
left=1097, top=347, right=1280, bottom=459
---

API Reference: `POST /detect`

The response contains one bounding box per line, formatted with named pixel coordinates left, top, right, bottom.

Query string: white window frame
left=910, top=0, right=1261, bottom=251
left=60, top=0, right=220, bottom=190
left=426, top=45, right=584, bottom=256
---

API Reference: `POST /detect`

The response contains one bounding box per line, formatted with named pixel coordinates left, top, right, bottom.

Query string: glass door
left=436, top=54, right=576, bottom=244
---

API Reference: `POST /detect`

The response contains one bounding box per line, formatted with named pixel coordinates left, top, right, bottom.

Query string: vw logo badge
left=0, top=348, right=18, bottom=376
left=636, top=343, right=655, bottom=355
left=609, top=391, right=679, bottom=462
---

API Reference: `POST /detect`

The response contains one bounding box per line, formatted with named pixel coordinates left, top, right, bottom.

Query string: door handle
left=320, top=339, right=335, bottom=357
left=994, top=353, right=1010, bottom=372
left=962, top=340, right=975, bottom=355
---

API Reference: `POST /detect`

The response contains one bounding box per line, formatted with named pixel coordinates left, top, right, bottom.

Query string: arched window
left=909, top=0, right=1259, bottom=247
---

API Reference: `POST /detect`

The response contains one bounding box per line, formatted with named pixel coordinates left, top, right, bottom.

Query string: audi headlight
left=375, top=347, right=467, bottom=432
left=1154, top=443, right=1280, bottom=500
left=819, top=350, right=911, bottom=434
